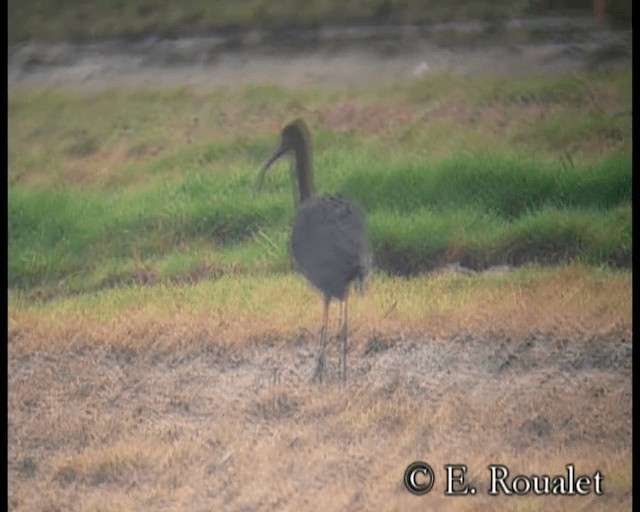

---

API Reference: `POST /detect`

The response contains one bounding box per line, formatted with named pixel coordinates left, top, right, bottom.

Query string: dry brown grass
left=8, top=266, right=631, bottom=511
left=10, top=72, right=631, bottom=190
left=9, top=265, right=630, bottom=354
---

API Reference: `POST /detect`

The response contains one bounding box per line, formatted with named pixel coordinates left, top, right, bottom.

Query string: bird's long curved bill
left=256, top=144, right=287, bottom=191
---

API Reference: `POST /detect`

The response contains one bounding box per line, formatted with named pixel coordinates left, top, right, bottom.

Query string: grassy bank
left=8, top=152, right=631, bottom=292
left=8, top=70, right=631, bottom=298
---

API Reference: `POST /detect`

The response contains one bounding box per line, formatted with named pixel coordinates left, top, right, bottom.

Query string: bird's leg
left=339, top=298, right=348, bottom=384
left=312, top=296, right=330, bottom=383
left=335, top=298, right=343, bottom=343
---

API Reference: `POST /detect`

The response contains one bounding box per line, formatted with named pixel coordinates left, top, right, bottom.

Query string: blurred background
left=8, top=0, right=632, bottom=90
left=7, top=0, right=633, bottom=43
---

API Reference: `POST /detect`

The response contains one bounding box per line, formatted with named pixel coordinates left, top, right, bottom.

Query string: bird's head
left=256, top=119, right=311, bottom=191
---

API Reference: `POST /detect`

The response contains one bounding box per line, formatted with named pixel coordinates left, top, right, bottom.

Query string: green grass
left=8, top=70, right=631, bottom=297
left=8, top=153, right=631, bottom=293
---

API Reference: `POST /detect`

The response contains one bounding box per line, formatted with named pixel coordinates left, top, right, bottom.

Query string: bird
left=256, top=119, right=372, bottom=383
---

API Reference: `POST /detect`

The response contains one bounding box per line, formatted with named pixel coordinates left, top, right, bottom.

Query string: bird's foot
left=311, top=352, right=326, bottom=383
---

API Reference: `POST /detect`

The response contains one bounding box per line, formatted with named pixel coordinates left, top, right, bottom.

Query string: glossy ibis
left=257, top=119, right=372, bottom=383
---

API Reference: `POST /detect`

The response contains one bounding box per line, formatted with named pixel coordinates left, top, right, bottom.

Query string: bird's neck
left=293, top=142, right=314, bottom=204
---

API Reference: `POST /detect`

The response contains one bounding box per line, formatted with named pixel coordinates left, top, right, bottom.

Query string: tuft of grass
left=342, top=153, right=631, bottom=216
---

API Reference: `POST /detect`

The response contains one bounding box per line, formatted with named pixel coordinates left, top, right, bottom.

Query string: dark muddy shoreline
left=8, top=16, right=631, bottom=90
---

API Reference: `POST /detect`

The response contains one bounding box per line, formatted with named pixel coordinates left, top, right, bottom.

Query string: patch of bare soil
left=8, top=328, right=631, bottom=511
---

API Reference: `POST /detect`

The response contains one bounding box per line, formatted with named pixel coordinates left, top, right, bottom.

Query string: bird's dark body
left=291, top=194, right=370, bottom=301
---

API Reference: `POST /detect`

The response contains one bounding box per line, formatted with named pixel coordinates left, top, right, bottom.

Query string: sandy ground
left=8, top=326, right=632, bottom=511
